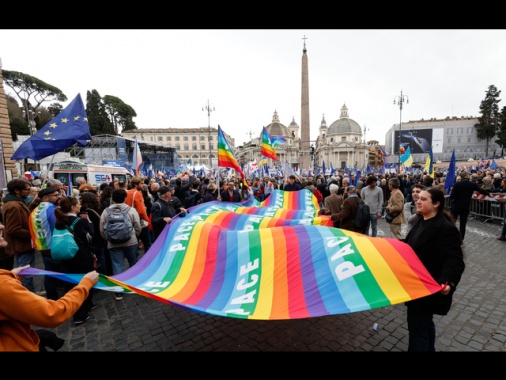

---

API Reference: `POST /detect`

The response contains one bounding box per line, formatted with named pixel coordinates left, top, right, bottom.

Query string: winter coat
left=0, top=269, right=94, bottom=351
left=2, top=193, right=32, bottom=255
left=403, top=212, right=465, bottom=315
left=330, top=195, right=362, bottom=233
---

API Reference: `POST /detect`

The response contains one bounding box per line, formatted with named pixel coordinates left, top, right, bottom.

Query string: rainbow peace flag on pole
left=261, top=126, right=285, bottom=161
left=380, top=148, right=391, bottom=157
left=217, top=125, right=246, bottom=181
left=132, top=137, right=143, bottom=176
left=23, top=189, right=442, bottom=320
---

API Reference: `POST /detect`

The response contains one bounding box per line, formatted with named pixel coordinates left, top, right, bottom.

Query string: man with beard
left=29, top=187, right=65, bottom=300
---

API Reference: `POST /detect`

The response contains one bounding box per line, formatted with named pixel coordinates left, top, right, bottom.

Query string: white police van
left=49, top=160, right=132, bottom=188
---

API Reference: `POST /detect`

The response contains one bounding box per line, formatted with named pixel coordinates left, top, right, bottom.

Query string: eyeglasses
left=50, top=193, right=62, bottom=197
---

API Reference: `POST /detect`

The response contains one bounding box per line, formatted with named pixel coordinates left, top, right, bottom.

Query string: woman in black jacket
left=80, top=192, right=109, bottom=275
left=99, top=186, right=114, bottom=214
left=54, top=196, right=96, bottom=326
left=403, top=187, right=465, bottom=351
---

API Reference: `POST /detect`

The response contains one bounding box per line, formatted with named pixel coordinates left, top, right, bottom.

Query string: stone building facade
left=385, top=116, right=503, bottom=166
left=121, top=127, right=235, bottom=169
left=0, top=58, right=20, bottom=187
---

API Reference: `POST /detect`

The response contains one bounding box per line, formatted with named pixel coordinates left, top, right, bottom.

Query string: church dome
left=264, top=110, right=291, bottom=138
left=327, top=104, right=362, bottom=135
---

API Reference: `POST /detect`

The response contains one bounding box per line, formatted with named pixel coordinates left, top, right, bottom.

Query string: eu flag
left=12, top=94, right=91, bottom=161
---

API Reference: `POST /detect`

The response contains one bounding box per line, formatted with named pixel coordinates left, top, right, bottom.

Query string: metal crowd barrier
left=444, top=193, right=505, bottom=223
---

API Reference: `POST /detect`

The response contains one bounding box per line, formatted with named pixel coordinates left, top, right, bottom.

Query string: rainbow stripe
left=29, top=202, right=57, bottom=251
left=23, top=189, right=441, bottom=320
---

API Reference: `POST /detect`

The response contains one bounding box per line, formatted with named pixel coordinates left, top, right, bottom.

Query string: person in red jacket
left=304, top=182, right=323, bottom=206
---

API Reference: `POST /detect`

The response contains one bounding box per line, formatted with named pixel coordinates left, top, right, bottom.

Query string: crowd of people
left=0, top=165, right=505, bottom=351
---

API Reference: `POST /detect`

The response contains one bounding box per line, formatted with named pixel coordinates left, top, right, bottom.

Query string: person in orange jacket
left=0, top=259, right=99, bottom=351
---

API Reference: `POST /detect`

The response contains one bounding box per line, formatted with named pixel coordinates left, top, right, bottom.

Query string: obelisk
left=300, top=36, right=310, bottom=174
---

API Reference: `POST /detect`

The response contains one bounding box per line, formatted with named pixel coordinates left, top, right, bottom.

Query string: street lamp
left=363, top=124, right=367, bottom=169
left=202, top=100, right=214, bottom=168
left=393, top=90, right=409, bottom=169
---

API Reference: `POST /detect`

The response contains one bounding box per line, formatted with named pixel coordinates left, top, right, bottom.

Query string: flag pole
left=40, top=154, right=57, bottom=189
left=215, top=128, right=221, bottom=200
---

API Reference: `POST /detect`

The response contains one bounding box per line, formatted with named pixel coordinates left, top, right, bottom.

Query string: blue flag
left=322, top=160, right=326, bottom=175
left=11, top=94, right=91, bottom=161
left=67, top=173, right=73, bottom=197
left=355, top=170, right=361, bottom=187
left=444, top=150, right=456, bottom=194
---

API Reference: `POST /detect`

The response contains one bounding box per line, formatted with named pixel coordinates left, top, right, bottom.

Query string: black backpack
left=353, top=197, right=371, bottom=231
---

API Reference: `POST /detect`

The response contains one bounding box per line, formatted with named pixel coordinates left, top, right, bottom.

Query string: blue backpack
left=51, top=218, right=80, bottom=262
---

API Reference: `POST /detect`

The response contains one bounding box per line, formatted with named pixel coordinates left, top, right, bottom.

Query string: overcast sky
left=1, top=29, right=506, bottom=147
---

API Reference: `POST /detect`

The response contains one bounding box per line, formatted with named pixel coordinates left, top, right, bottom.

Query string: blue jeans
left=41, top=253, right=65, bottom=300
left=139, top=227, right=152, bottom=253
left=365, top=213, right=379, bottom=237
left=93, top=245, right=108, bottom=275
left=109, top=244, right=138, bottom=275
left=407, top=307, right=436, bottom=352
left=14, top=250, right=36, bottom=292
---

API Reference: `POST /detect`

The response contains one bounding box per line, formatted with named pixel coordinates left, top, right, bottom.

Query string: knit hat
left=38, top=187, right=59, bottom=198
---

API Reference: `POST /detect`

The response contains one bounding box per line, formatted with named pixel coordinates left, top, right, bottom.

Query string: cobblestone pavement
left=32, top=215, right=506, bottom=351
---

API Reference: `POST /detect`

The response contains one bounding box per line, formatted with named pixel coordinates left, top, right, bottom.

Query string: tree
left=475, top=84, right=501, bottom=158
left=6, top=94, right=65, bottom=141
left=34, top=106, right=60, bottom=129
left=3, top=70, right=67, bottom=134
left=496, top=105, right=506, bottom=153
left=103, top=95, right=137, bottom=134
left=86, top=89, right=115, bottom=136
left=47, top=103, right=63, bottom=118
left=6, top=94, right=28, bottom=141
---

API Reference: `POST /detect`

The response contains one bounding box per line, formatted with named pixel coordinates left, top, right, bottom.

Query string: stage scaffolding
left=66, top=134, right=179, bottom=173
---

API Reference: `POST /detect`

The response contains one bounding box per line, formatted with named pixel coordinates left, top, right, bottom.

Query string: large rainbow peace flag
left=23, top=189, right=442, bottom=320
